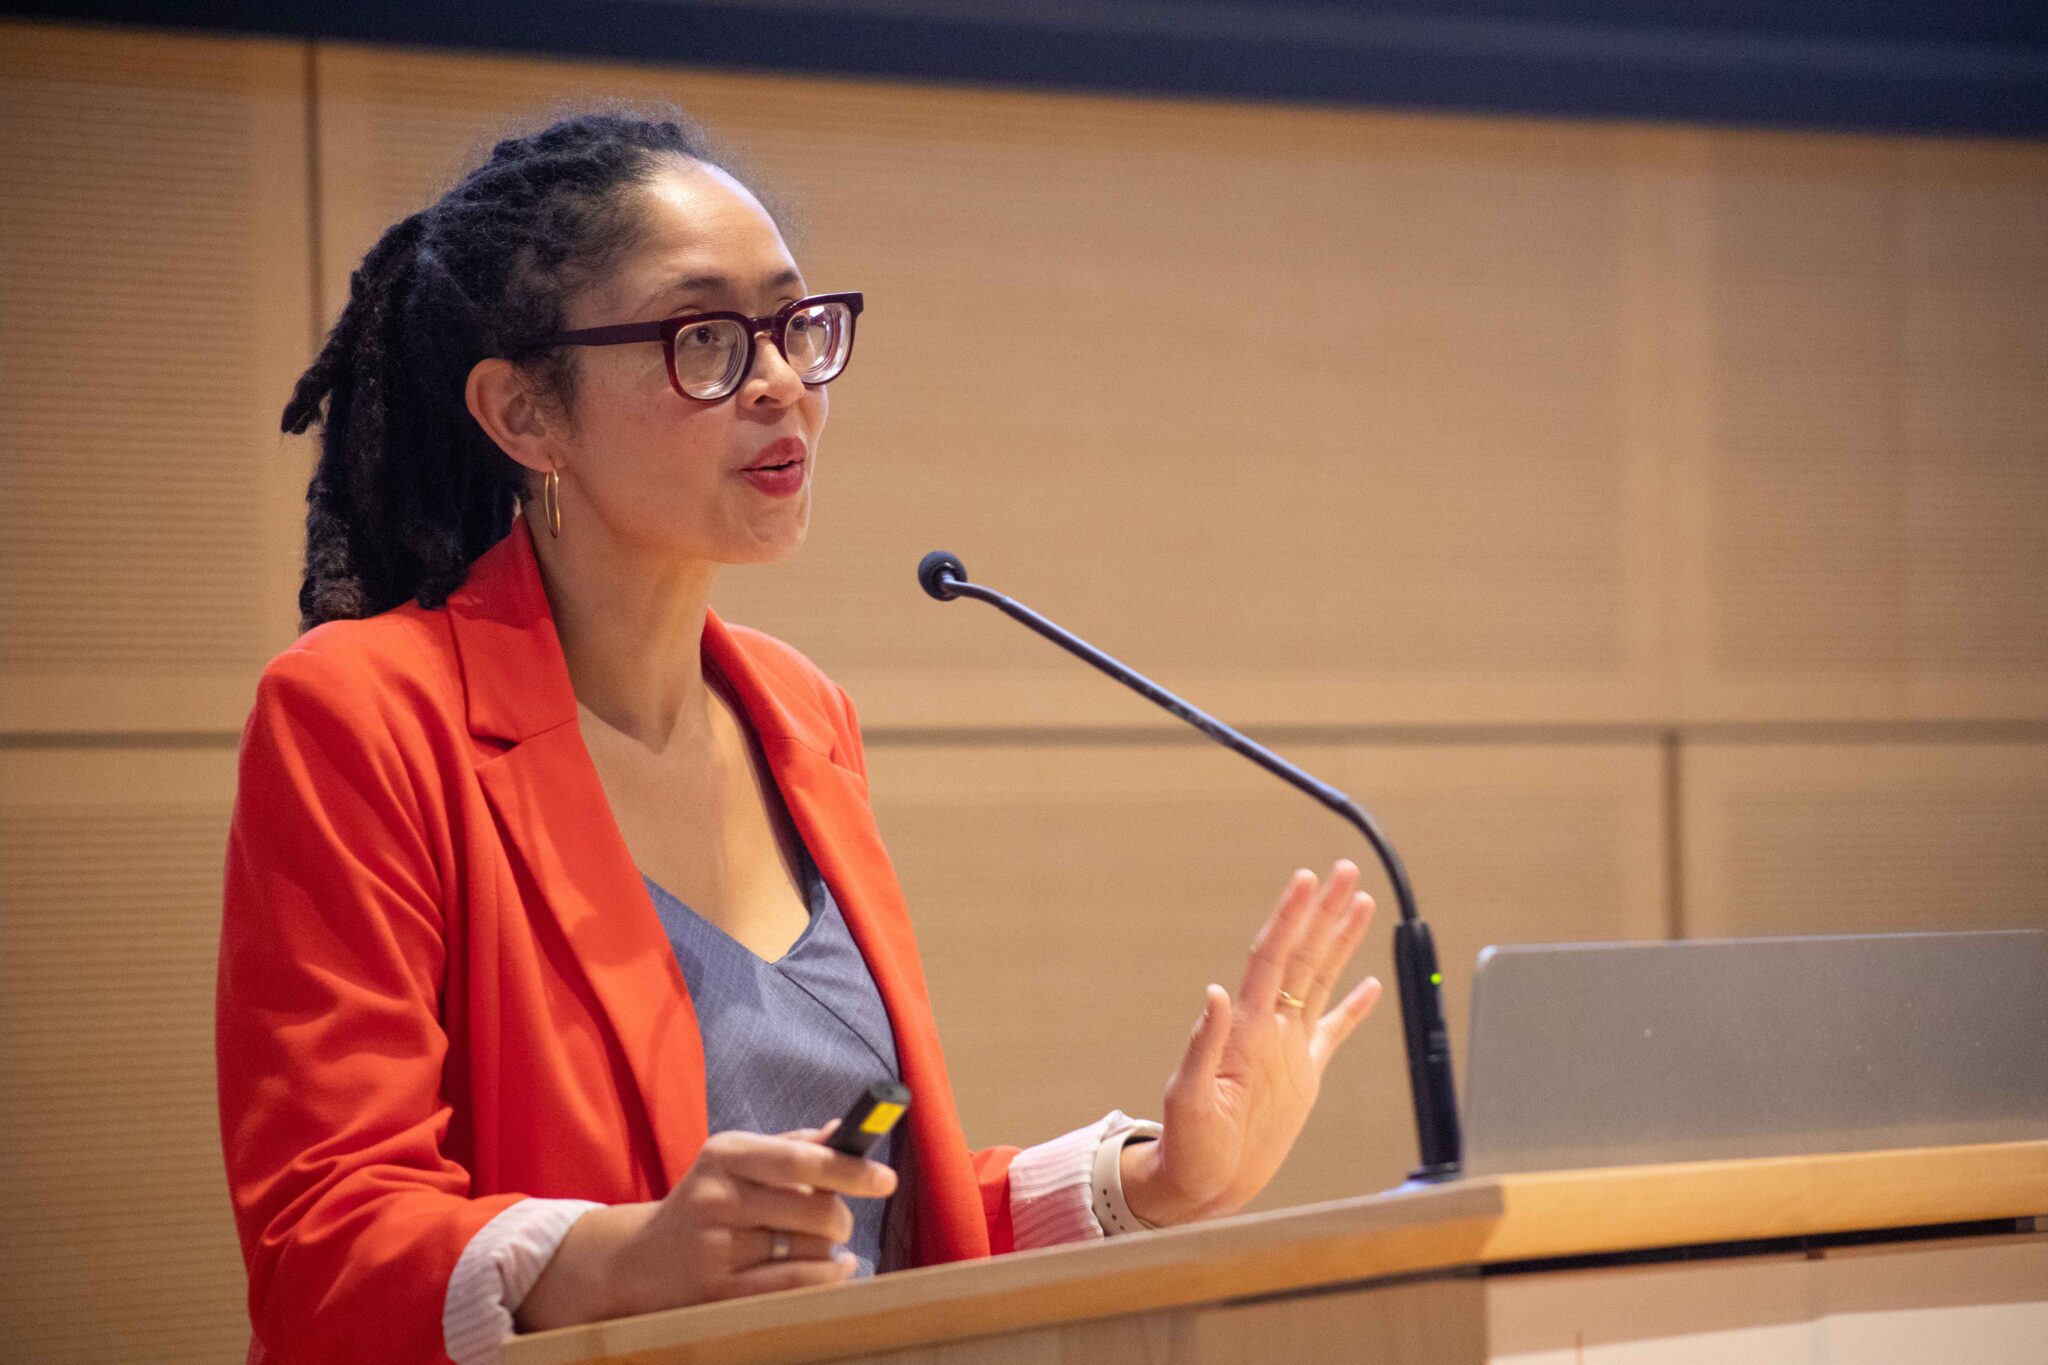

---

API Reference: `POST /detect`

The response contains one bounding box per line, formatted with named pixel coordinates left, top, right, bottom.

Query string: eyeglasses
left=543, top=292, right=863, bottom=401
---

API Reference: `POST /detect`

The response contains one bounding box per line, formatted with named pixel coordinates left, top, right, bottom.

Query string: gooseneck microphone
left=916, top=551, right=1461, bottom=1183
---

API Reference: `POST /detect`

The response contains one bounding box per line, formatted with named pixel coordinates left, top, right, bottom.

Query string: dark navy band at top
left=9, top=0, right=2045, bottom=138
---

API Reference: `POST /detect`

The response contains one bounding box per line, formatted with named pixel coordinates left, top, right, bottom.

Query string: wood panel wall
left=1, top=20, right=2042, bottom=1363
left=868, top=738, right=1668, bottom=1207
left=0, top=23, right=313, bottom=735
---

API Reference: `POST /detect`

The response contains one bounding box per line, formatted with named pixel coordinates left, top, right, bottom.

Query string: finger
left=735, top=1227, right=840, bottom=1267
left=1279, top=861, right=1359, bottom=1013
left=726, top=1183, right=856, bottom=1244
left=1167, top=984, right=1232, bottom=1113
left=1309, top=975, right=1384, bottom=1070
left=1237, top=869, right=1319, bottom=1010
left=771, top=1122, right=840, bottom=1194
left=771, top=1126, right=829, bottom=1190
left=1305, top=890, right=1376, bottom=1016
left=710, top=1130, right=897, bottom=1199
left=712, top=1252, right=858, bottom=1300
left=770, top=1120, right=880, bottom=1196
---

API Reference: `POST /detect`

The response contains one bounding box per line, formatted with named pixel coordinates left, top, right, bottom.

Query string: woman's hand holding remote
left=516, top=1124, right=896, bottom=1330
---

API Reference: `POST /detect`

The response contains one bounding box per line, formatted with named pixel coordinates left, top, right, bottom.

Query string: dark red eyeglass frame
left=542, top=291, right=864, bottom=400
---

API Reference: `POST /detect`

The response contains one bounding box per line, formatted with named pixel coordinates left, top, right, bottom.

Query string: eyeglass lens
left=671, top=299, right=856, bottom=400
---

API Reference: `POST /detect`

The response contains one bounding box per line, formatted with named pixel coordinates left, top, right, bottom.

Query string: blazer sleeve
left=216, top=645, right=525, bottom=1365
left=825, top=678, right=1023, bottom=1254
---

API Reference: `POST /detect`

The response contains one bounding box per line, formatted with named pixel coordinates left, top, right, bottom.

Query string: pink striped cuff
left=443, top=1197, right=604, bottom=1364
left=1007, top=1110, right=1161, bottom=1250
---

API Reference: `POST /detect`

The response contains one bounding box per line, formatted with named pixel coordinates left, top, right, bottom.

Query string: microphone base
left=1404, top=1160, right=1462, bottom=1185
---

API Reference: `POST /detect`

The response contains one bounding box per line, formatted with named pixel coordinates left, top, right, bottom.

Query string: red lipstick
left=740, top=436, right=807, bottom=497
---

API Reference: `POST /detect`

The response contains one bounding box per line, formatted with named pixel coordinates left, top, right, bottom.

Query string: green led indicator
left=1429, top=972, right=1443, bottom=985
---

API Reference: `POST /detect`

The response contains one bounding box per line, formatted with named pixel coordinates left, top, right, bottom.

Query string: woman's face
left=544, top=160, right=829, bottom=566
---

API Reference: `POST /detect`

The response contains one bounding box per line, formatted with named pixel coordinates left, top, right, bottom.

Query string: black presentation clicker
left=826, top=1079, right=911, bottom=1158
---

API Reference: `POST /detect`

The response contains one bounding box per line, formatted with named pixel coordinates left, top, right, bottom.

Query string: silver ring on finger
left=767, top=1229, right=791, bottom=1262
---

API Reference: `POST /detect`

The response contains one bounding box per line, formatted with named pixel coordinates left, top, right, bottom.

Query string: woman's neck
left=526, top=514, right=722, bottom=753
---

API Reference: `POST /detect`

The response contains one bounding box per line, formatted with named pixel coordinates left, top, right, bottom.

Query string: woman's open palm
left=1128, top=860, right=1382, bottom=1225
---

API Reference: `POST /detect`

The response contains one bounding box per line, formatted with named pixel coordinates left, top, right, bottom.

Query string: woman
left=215, top=109, right=1382, bottom=1365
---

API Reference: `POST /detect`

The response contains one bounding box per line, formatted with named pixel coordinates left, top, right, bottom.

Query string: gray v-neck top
left=641, top=844, right=901, bottom=1276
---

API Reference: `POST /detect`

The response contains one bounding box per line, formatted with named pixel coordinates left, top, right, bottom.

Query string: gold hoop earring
left=542, top=468, right=562, bottom=539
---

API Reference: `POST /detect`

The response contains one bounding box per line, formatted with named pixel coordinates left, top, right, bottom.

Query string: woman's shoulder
left=249, top=600, right=463, bottom=734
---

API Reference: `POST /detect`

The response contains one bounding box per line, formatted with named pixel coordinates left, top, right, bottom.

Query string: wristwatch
left=1090, top=1115, right=1166, bottom=1235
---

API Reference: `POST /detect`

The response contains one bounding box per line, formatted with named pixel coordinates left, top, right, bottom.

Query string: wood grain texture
left=1491, top=1234, right=2048, bottom=1364
left=503, top=1140, right=2048, bottom=1365
left=1183, top=1276, right=1485, bottom=1365
left=1665, top=132, right=2048, bottom=724
left=0, top=22, right=315, bottom=732
left=862, top=737, right=1667, bottom=1206
left=1678, top=740, right=2048, bottom=939
left=0, top=746, right=246, bottom=1362
left=831, top=1275, right=1484, bottom=1365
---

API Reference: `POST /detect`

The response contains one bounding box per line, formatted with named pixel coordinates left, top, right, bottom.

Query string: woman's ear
left=466, top=356, right=560, bottom=476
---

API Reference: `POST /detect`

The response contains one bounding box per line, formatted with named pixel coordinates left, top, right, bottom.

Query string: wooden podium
left=507, top=1141, right=2048, bottom=1365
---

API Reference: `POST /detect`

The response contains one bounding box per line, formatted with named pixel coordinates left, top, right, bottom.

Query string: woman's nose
left=742, top=327, right=806, bottom=405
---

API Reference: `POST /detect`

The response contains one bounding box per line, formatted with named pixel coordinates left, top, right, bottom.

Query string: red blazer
left=216, top=520, right=1017, bottom=1365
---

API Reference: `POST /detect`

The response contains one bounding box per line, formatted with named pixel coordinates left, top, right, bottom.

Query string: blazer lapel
left=705, top=616, right=990, bottom=1264
left=450, top=520, right=708, bottom=1191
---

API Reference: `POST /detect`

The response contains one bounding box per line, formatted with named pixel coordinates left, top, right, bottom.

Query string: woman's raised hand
left=1122, top=860, right=1382, bottom=1227
left=515, top=1123, right=895, bottom=1330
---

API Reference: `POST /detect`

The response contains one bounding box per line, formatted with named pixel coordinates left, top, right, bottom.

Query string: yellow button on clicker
left=861, top=1102, right=906, bottom=1134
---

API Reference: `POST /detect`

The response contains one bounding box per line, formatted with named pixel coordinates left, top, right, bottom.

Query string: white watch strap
left=1090, top=1117, right=1165, bottom=1235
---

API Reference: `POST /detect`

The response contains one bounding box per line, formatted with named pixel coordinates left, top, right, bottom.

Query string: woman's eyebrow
left=646, top=268, right=804, bottom=309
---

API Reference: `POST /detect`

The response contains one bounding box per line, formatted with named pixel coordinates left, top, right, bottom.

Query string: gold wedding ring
left=1276, top=988, right=1307, bottom=1010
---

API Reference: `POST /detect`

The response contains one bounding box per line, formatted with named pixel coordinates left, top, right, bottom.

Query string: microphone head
left=917, top=550, right=968, bottom=601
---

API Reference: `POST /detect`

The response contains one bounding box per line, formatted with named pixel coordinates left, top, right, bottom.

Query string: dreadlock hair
left=282, top=107, right=771, bottom=632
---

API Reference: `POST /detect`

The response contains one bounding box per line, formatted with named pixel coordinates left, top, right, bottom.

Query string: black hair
left=281, top=107, right=770, bottom=631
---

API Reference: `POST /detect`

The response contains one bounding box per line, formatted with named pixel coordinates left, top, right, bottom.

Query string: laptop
left=1460, top=930, right=2048, bottom=1176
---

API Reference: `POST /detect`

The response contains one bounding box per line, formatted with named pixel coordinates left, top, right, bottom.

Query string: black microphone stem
left=920, top=553, right=1462, bottom=1182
